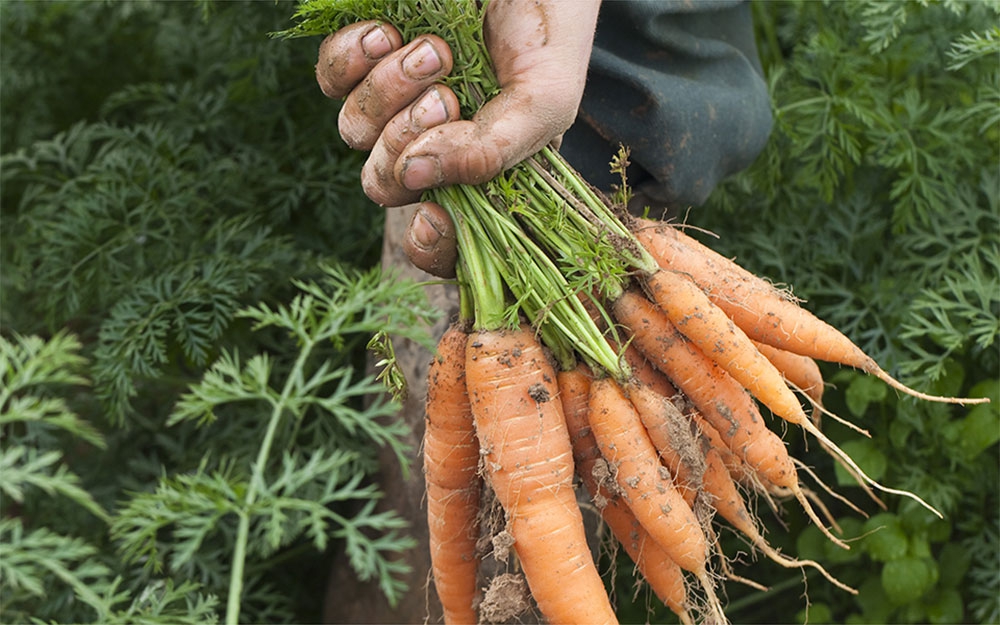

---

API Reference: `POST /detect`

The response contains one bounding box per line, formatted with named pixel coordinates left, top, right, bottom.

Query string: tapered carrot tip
left=871, top=367, right=991, bottom=405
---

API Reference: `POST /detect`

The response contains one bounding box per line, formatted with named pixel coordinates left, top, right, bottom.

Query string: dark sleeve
left=559, top=0, right=772, bottom=213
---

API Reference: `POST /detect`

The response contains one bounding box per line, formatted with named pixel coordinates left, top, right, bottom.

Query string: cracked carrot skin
left=424, top=322, right=481, bottom=624
left=466, top=326, right=617, bottom=625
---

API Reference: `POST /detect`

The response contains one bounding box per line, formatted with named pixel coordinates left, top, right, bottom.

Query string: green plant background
left=1, top=1, right=997, bottom=624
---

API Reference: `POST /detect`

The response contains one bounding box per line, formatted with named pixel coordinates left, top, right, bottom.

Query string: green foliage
left=0, top=1, right=438, bottom=623
left=689, top=1, right=1000, bottom=623
left=1, top=272, right=436, bottom=623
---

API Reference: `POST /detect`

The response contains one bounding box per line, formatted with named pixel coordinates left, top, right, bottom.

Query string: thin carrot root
left=801, top=417, right=944, bottom=519
left=754, top=537, right=857, bottom=595
left=802, top=484, right=844, bottom=533
left=792, top=381, right=872, bottom=438
left=816, top=442, right=888, bottom=511
left=694, top=571, right=729, bottom=625
left=710, top=526, right=769, bottom=592
left=792, top=481, right=850, bottom=550
left=871, top=366, right=991, bottom=405
left=793, top=458, right=871, bottom=518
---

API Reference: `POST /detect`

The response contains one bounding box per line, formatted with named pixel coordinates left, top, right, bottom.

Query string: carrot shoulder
left=466, top=326, right=617, bottom=625
left=424, top=323, right=481, bottom=625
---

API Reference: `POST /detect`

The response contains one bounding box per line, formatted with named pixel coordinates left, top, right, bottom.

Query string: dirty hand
left=315, top=0, right=600, bottom=277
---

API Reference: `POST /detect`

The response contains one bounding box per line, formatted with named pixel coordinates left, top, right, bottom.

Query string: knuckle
left=338, top=106, right=376, bottom=150
left=361, top=159, right=414, bottom=207
left=459, top=146, right=505, bottom=185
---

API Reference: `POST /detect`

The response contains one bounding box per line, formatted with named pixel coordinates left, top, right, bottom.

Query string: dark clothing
left=561, top=0, right=772, bottom=212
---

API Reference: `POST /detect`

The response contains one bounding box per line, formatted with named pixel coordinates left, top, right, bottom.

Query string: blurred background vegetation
left=1, top=1, right=997, bottom=624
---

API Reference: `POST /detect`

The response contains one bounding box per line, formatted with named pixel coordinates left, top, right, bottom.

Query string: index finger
left=316, top=21, right=404, bottom=99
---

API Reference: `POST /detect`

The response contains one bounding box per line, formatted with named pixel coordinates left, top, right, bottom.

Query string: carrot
left=424, top=322, right=482, bottom=625
left=622, top=342, right=680, bottom=400
left=587, top=376, right=726, bottom=624
left=623, top=380, right=706, bottom=509
left=643, top=268, right=813, bottom=430
left=558, top=367, right=693, bottom=624
left=634, top=220, right=989, bottom=406
left=611, top=289, right=854, bottom=547
left=624, top=282, right=945, bottom=520
left=686, top=409, right=749, bottom=485
left=613, top=289, right=795, bottom=490
left=465, top=325, right=618, bottom=625
left=752, top=341, right=825, bottom=410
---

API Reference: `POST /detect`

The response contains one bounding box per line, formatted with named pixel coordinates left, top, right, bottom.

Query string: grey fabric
left=560, top=0, right=772, bottom=212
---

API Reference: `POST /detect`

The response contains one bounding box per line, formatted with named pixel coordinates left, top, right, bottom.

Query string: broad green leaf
left=882, top=557, right=936, bottom=605
left=845, top=374, right=889, bottom=418
left=835, top=438, right=888, bottom=486
left=863, top=513, right=909, bottom=562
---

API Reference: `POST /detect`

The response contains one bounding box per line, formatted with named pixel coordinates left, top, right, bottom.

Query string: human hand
left=315, top=0, right=601, bottom=277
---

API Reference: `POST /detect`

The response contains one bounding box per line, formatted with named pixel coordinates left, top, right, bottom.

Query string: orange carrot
left=611, top=289, right=855, bottom=546
left=753, top=341, right=825, bottom=409
left=465, top=326, right=617, bottom=625
left=619, top=283, right=945, bottom=520
left=587, top=377, right=706, bottom=573
left=424, top=322, right=481, bottom=624
left=623, top=380, right=705, bottom=508
left=613, top=289, right=795, bottom=491
left=622, top=341, right=680, bottom=400
left=588, top=377, right=726, bottom=624
left=643, top=269, right=812, bottom=429
left=634, top=220, right=988, bottom=406
left=558, top=367, right=692, bottom=624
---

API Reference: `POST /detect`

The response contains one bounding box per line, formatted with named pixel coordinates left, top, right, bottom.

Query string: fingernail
left=409, top=207, right=442, bottom=250
left=401, top=155, right=442, bottom=190
left=402, top=40, right=442, bottom=80
left=412, top=88, right=448, bottom=129
left=361, top=26, right=392, bottom=59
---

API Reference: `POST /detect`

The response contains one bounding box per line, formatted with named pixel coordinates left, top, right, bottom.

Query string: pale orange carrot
left=612, top=289, right=853, bottom=547
left=753, top=340, right=825, bottom=409
left=623, top=380, right=705, bottom=508
left=634, top=219, right=988, bottom=406
left=643, top=268, right=813, bottom=429
left=613, top=289, right=796, bottom=490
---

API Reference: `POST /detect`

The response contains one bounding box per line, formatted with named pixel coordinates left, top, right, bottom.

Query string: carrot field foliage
left=0, top=1, right=438, bottom=623
left=1, top=1, right=998, bottom=624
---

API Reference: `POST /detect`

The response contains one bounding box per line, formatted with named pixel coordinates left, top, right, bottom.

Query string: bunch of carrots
left=281, top=2, right=990, bottom=623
